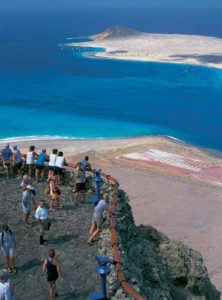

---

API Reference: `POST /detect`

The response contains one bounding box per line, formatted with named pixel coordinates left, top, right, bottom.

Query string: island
left=64, top=26, right=222, bottom=69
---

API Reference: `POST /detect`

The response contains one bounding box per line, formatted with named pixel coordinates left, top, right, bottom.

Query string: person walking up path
left=0, top=224, right=16, bottom=273
left=0, top=269, right=15, bottom=300
left=42, top=249, right=63, bottom=300
left=88, top=193, right=110, bottom=245
left=35, top=200, right=50, bottom=245
left=35, top=149, right=48, bottom=182
left=20, top=175, right=32, bottom=191
left=1, top=144, right=13, bottom=179
left=21, top=185, right=36, bottom=227
left=12, top=145, right=22, bottom=178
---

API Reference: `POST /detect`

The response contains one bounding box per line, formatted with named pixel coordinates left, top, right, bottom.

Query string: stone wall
left=98, top=187, right=221, bottom=300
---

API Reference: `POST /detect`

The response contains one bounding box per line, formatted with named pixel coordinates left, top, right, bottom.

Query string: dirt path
left=0, top=177, right=99, bottom=300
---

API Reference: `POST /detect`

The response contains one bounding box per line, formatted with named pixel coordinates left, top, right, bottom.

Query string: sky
left=1, top=0, right=222, bottom=9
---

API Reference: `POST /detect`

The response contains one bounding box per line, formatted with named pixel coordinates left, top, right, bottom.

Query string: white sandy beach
left=65, top=30, right=222, bottom=69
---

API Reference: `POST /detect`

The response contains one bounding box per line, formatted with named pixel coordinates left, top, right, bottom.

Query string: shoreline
left=86, top=51, right=222, bottom=71
left=0, top=134, right=221, bottom=159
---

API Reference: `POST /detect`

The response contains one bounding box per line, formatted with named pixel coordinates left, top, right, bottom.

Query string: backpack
left=44, top=184, right=50, bottom=195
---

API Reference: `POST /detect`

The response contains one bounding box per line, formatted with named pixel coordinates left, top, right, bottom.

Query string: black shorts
left=48, top=166, right=54, bottom=172
left=36, top=165, right=45, bottom=170
left=47, top=273, right=58, bottom=283
left=15, top=161, right=22, bottom=169
left=76, top=182, right=86, bottom=192
left=53, top=166, right=62, bottom=175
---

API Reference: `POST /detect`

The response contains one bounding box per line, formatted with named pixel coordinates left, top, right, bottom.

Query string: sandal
left=7, top=267, right=12, bottom=273
left=12, top=268, right=17, bottom=274
left=87, top=241, right=95, bottom=246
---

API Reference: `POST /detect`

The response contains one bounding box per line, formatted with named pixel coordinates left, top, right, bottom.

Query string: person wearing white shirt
left=35, top=200, right=50, bottom=245
left=53, top=151, right=66, bottom=185
left=48, top=149, right=58, bottom=179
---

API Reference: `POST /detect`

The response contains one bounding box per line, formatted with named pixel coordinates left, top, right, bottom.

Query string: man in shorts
left=1, top=144, right=12, bottom=178
left=35, top=200, right=50, bottom=245
left=12, top=145, right=22, bottom=178
left=22, top=185, right=36, bottom=227
left=0, top=269, right=15, bottom=300
left=88, top=193, right=110, bottom=245
left=0, top=224, right=16, bottom=273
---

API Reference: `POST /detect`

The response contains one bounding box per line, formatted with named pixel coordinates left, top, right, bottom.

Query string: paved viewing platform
left=0, top=176, right=99, bottom=300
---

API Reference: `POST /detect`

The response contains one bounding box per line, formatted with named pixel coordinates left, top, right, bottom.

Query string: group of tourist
left=0, top=143, right=110, bottom=299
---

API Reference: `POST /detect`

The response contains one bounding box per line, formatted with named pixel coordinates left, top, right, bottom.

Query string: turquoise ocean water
left=0, top=8, right=222, bottom=150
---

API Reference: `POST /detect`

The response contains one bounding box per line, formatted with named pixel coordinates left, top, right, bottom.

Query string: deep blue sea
left=0, top=7, right=222, bottom=150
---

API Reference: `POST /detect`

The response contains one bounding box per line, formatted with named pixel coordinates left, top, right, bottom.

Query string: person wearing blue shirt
left=81, top=156, right=92, bottom=174
left=1, top=144, right=12, bottom=178
left=88, top=193, right=110, bottom=245
left=35, top=149, right=48, bottom=182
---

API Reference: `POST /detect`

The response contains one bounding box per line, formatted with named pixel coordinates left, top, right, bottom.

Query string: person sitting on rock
left=42, top=249, right=63, bottom=300
left=0, top=269, right=15, bottom=300
left=88, top=193, right=110, bottom=245
left=0, top=224, right=16, bottom=273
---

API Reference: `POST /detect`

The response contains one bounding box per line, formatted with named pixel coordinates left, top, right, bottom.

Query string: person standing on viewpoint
left=42, top=249, right=63, bottom=300
left=35, top=200, right=50, bottom=245
left=54, top=151, right=66, bottom=185
left=48, top=149, right=58, bottom=179
left=0, top=269, right=15, bottom=300
left=35, top=149, right=48, bottom=182
left=1, top=143, right=13, bottom=178
left=12, top=145, right=23, bottom=178
left=88, top=193, right=110, bottom=245
left=0, top=224, right=16, bottom=274
left=22, top=185, right=36, bottom=227
left=49, top=176, right=61, bottom=211
left=26, top=145, right=38, bottom=178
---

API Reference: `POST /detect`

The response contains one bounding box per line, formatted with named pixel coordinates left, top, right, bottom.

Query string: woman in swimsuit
left=42, top=249, right=63, bottom=300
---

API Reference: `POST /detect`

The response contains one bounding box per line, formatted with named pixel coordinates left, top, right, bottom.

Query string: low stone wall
left=99, top=187, right=221, bottom=300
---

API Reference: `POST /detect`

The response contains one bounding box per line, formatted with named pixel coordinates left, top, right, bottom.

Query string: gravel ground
left=0, top=174, right=99, bottom=300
